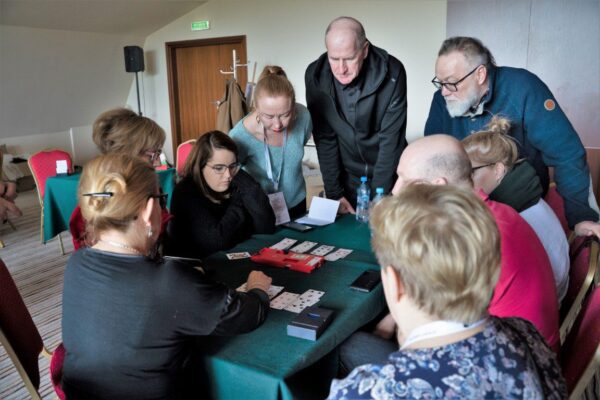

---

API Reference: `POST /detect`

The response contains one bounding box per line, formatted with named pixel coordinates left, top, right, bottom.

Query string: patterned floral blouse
left=328, top=317, right=567, bottom=399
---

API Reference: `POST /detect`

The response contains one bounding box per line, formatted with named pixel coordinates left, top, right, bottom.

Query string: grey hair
left=325, top=16, right=367, bottom=49
left=439, top=37, right=496, bottom=70
left=424, top=152, right=473, bottom=188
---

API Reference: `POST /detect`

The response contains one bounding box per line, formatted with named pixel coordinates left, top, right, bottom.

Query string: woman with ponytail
left=462, top=116, right=569, bottom=302
left=62, top=154, right=271, bottom=399
left=230, top=65, right=313, bottom=219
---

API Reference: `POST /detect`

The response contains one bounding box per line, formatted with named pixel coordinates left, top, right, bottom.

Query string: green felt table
left=196, top=216, right=385, bottom=399
left=42, top=168, right=176, bottom=242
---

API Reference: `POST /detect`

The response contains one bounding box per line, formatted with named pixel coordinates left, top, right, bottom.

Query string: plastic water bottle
left=356, top=176, right=370, bottom=223
left=371, top=187, right=385, bottom=212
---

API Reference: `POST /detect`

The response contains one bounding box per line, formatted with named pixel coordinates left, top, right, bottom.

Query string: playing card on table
left=325, top=248, right=353, bottom=261
left=310, top=245, right=335, bottom=256
left=270, top=238, right=298, bottom=250
left=290, top=241, right=318, bottom=254
left=270, top=292, right=300, bottom=310
left=237, top=283, right=284, bottom=300
left=226, top=252, right=251, bottom=260
left=284, top=289, right=325, bottom=313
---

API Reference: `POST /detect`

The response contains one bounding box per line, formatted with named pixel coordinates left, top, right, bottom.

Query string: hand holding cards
left=245, top=270, right=272, bottom=294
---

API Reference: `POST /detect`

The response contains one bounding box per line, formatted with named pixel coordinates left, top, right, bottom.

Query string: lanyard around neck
left=263, top=126, right=287, bottom=192
left=401, top=317, right=488, bottom=350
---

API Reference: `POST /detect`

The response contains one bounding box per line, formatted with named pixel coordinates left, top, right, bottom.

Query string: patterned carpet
left=0, top=190, right=73, bottom=399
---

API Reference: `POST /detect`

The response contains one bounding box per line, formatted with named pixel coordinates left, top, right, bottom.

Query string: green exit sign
left=191, top=20, right=210, bottom=31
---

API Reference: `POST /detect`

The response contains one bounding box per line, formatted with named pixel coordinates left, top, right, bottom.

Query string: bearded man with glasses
left=425, top=36, right=600, bottom=239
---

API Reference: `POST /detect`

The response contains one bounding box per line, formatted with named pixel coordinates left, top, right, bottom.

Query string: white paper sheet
left=295, top=197, right=339, bottom=226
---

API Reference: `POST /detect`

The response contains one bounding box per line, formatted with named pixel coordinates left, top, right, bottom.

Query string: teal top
left=230, top=104, right=312, bottom=208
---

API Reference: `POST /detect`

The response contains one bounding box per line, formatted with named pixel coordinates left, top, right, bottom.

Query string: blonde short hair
left=462, top=116, right=519, bottom=169
left=79, top=154, right=157, bottom=249
left=92, top=108, right=166, bottom=157
left=370, top=185, right=501, bottom=323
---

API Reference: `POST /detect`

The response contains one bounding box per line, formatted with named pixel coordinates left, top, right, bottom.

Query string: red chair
left=69, top=205, right=86, bottom=250
left=544, top=183, right=571, bottom=238
left=176, top=139, right=196, bottom=178
left=560, top=286, right=600, bottom=399
left=0, top=258, right=64, bottom=399
left=28, top=149, right=73, bottom=254
left=560, top=236, right=599, bottom=342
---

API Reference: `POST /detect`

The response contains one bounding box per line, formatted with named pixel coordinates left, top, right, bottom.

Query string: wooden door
left=166, top=36, right=247, bottom=157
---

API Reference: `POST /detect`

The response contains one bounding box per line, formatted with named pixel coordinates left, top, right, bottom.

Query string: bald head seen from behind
left=391, top=134, right=473, bottom=195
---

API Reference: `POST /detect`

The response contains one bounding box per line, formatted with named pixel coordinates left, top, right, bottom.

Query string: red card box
left=250, top=248, right=325, bottom=273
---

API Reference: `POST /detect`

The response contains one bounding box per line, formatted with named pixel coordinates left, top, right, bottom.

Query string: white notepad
left=295, top=197, right=339, bottom=226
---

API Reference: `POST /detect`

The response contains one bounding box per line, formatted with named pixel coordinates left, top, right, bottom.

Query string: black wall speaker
left=124, top=46, right=145, bottom=73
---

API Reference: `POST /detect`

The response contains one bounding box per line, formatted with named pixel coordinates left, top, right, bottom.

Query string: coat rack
left=219, top=49, right=249, bottom=82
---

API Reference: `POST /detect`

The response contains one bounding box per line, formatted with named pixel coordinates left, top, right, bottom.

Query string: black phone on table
left=282, top=221, right=314, bottom=232
left=350, top=269, right=381, bottom=292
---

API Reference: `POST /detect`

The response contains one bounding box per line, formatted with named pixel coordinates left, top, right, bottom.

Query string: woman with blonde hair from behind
left=92, top=107, right=166, bottom=167
left=70, top=107, right=169, bottom=249
left=328, top=185, right=566, bottom=399
left=462, top=116, right=569, bottom=303
left=61, top=154, right=271, bottom=399
left=229, top=65, right=312, bottom=219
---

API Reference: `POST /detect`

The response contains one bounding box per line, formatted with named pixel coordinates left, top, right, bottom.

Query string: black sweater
left=165, top=170, right=275, bottom=259
left=62, top=248, right=269, bottom=399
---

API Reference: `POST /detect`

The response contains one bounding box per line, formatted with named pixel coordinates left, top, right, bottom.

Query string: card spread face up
left=295, top=197, right=339, bottom=226
left=270, top=238, right=298, bottom=250
left=283, top=289, right=325, bottom=313
left=270, top=292, right=300, bottom=309
left=310, top=245, right=335, bottom=256
left=226, top=252, right=251, bottom=260
left=325, top=248, right=353, bottom=261
left=289, top=241, right=318, bottom=254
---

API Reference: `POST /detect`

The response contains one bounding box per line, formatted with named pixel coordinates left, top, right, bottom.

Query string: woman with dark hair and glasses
left=62, top=154, right=271, bottom=399
left=166, top=130, right=275, bottom=259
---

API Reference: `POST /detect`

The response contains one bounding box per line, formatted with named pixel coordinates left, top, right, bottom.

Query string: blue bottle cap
left=360, top=176, right=367, bottom=183
left=376, top=187, right=384, bottom=194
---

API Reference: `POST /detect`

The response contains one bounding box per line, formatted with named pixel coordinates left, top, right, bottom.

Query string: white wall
left=447, top=0, right=600, bottom=148
left=130, top=0, right=447, bottom=161
left=0, top=24, right=144, bottom=162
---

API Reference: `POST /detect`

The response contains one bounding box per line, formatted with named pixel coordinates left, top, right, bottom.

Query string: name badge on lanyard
left=264, top=128, right=290, bottom=225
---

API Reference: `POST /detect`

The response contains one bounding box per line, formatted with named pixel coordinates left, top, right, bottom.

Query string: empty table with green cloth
left=42, top=168, right=176, bottom=242
left=194, top=215, right=386, bottom=399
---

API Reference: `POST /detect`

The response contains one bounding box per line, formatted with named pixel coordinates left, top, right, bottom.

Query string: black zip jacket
left=305, top=44, right=407, bottom=203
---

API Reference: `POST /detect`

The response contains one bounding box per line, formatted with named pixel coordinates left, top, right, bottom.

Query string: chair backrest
left=544, top=183, right=570, bottom=237
left=561, top=286, right=600, bottom=399
left=69, top=205, right=86, bottom=250
left=560, top=236, right=599, bottom=342
left=0, top=258, right=44, bottom=398
left=28, top=149, right=73, bottom=203
left=176, top=140, right=196, bottom=177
